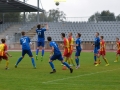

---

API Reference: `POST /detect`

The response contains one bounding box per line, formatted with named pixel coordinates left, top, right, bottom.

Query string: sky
left=21, top=0, right=120, bottom=17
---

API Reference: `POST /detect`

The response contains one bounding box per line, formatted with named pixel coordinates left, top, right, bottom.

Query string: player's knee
left=49, top=60, right=52, bottom=62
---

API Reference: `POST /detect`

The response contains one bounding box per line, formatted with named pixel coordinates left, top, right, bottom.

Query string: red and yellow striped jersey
left=68, top=36, right=74, bottom=51
left=0, top=43, right=7, bottom=56
left=63, top=38, right=70, bottom=53
left=116, top=41, right=120, bottom=50
left=100, top=40, right=105, bottom=51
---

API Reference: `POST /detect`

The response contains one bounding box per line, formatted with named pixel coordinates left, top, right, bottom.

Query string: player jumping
left=92, top=32, right=100, bottom=65
left=15, top=32, right=36, bottom=69
left=114, top=37, right=120, bottom=62
left=74, top=33, right=82, bottom=69
left=68, top=32, right=75, bottom=66
left=36, top=24, right=49, bottom=61
left=0, top=38, right=12, bottom=70
left=47, top=36, right=73, bottom=74
left=95, top=36, right=109, bottom=66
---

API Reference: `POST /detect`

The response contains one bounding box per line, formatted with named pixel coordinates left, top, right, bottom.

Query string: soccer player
left=0, top=38, right=12, bottom=69
left=74, top=33, right=82, bottom=69
left=92, top=32, right=100, bottom=64
left=95, top=36, right=109, bottom=66
left=36, top=24, right=49, bottom=61
left=47, top=36, right=73, bottom=74
left=68, top=32, right=75, bottom=66
left=15, top=32, right=36, bottom=68
left=60, top=33, right=70, bottom=65
left=114, top=37, right=120, bottom=62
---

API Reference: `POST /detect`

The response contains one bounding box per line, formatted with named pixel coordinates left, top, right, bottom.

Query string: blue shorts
left=37, top=41, right=45, bottom=47
left=50, top=54, right=63, bottom=61
left=94, top=48, right=99, bottom=54
left=22, top=50, right=33, bottom=57
left=75, top=50, right=81, bottom=56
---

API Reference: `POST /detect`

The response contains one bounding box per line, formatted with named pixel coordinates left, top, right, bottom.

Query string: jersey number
left=22, top=39, right=26, bottom=43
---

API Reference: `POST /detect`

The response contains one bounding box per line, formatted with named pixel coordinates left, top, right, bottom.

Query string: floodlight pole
left=37, top=0, right=40, bottom=23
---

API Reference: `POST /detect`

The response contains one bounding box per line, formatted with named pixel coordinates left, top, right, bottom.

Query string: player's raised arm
left=45, top=23, right=49, bottom=30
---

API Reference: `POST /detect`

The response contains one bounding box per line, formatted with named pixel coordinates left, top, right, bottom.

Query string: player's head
left=68, top=32, right=72, bottom=37
left=61, top=33, right=65, bottom=39
left=21, top=31, right=25, bottom=36
left=100, top=36, right=104, bottom=40
left=95, top=32, right=99, bottom=37
left=47, top=36, right=52, bottom=42
left=37, top=24, right=41, bottom=29
left=116, top=37, right=119, bottom=42
left=76, top=33, right=81, bottom=38
left=1, top=38, right=6, bottom=43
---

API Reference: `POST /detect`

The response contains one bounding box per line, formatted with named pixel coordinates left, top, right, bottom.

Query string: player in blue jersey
left=47, top=36, right=73, bottom=74
left=74, top=33, right=82, bottom=69
left=15, top=32, right=36, bottom=69
left=36, top=24, right=49, bottom=61
left=92, top=32, right=100, bottom=65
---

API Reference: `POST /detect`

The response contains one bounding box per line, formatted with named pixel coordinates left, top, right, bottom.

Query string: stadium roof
left=0, top=0, right=43, bottom=12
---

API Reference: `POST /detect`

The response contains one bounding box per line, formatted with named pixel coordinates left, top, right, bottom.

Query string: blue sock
left=49, top=62, right=55, bottom=70
left=63, top=62, right=70, bottom=69
left=31, top=58, right=36, bottom=67
left=16, top=57, right=23, bottom=66
left=36, top=49, right=39, bottom=55
left=75, top=58, right=79, bottom=66
left=42, top=49, right=44, bottom=56
left=94, top=56, right=96, bottom=61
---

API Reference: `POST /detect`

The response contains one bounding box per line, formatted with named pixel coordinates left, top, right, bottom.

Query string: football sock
left=49, top=62, right=55, bottom=70
left=116, top=55, right=118, bottom=61
left=6, top=60, right=9, bottom=68
left=67, top=58, right=70, bottom=65
left=104, top=58, right=108, bottom=64
left=42, top=49, right=44, bottom=56
left=31, top=58, right=36, bottom=67
left=16, top=57, right=23, bottom=66
left=94, top=56, right=97, bottom=61
left=70, top=58, right=74, bottom=65
left=75, top=58, right=79, bottom=66
left=63, top=62, right=70, bottom=69
left=36, top=49, right=39, bottom=55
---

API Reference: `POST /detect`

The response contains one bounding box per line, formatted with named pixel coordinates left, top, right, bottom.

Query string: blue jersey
left=94, top=37, right=100, bottom=49
left=36, top=28, right=46, bottom=42
left=20, top=36, right=31, bottom=50
left=50, top=41, right=61, bottom=55
left=76, top=38, right=82, bottom=51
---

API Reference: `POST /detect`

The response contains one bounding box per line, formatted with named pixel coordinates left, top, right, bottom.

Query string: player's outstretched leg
left=36, top=48, right=39, bottom=60
left=5, top=60, right=9, bottom=70
left=49, top=60, right=56, bottom=74
left=15, top=57, right=23, bottom=68
left=31, top=57, right=36, bottom=69
left=41, top=47, right=45, bottom=61
left=114, top=54, right=118, bottom=62
left=61, top=61, right=73, bottom=73
left=102, top=56, right=109, bottom=66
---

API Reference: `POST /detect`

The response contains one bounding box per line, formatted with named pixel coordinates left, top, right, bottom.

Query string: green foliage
left=0, top=52, right=120, bottom=90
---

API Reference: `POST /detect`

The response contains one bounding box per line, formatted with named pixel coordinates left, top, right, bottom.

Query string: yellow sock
left=116, top=56, right=118, bottom=61
left=97, top=58, right=100, bottom=64
left=104, top=58, right=109, bottom=64
left=65, top=58, right=67, bottom=62
left=70, top=58, right=74, bottom=65
left=6, top=60, right=9, bottom=68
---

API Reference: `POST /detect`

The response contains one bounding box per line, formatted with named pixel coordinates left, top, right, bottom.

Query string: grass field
left=0, top=51, right=120, bottom=90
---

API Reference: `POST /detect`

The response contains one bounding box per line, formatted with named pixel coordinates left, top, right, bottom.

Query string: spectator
left=0, top=19, right=3, bottom=24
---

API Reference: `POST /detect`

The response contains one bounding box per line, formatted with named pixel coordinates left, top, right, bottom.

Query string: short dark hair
left=37, top=24, right=41, bottom=29
left=47, top=36, right=52, bottom=41
left=78, top=33, right=81, bottom=37
left=116, top=37, right=119, bottom=40
left=96, top=32, right=99, bottom=36
left=101, top=36, right=104, bottom=39
left=61, top=33, right=65, bottom=37
left=21, top=31, right=25, bottom=36
left=1, top=38, right=6, bottom=43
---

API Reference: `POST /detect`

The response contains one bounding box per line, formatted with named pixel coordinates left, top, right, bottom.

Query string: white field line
left=42, top=68, right=120, bottom=84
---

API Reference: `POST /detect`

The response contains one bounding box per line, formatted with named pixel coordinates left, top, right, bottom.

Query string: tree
left=88, top=10, right=116, bottom=22
left=116, top=14, right=120, bottom=21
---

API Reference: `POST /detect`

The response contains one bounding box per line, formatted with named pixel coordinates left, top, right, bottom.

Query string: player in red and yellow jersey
left=60, top=33, right=70, bottom=65
left=114, top=37, right=120, bottom=62
left=68, top=32, right=75, bottom=66
left=0, top=39, right=12, bottom=69
left=95, top=36, right=109, bottom=66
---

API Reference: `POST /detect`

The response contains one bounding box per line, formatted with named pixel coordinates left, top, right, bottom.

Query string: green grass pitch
left=0, top=52, right=120, bottom=90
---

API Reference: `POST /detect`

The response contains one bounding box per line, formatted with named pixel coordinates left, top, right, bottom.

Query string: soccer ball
left=62, top=66, right=67, bottom=70
left=55, top=2, right=59, bottom=6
